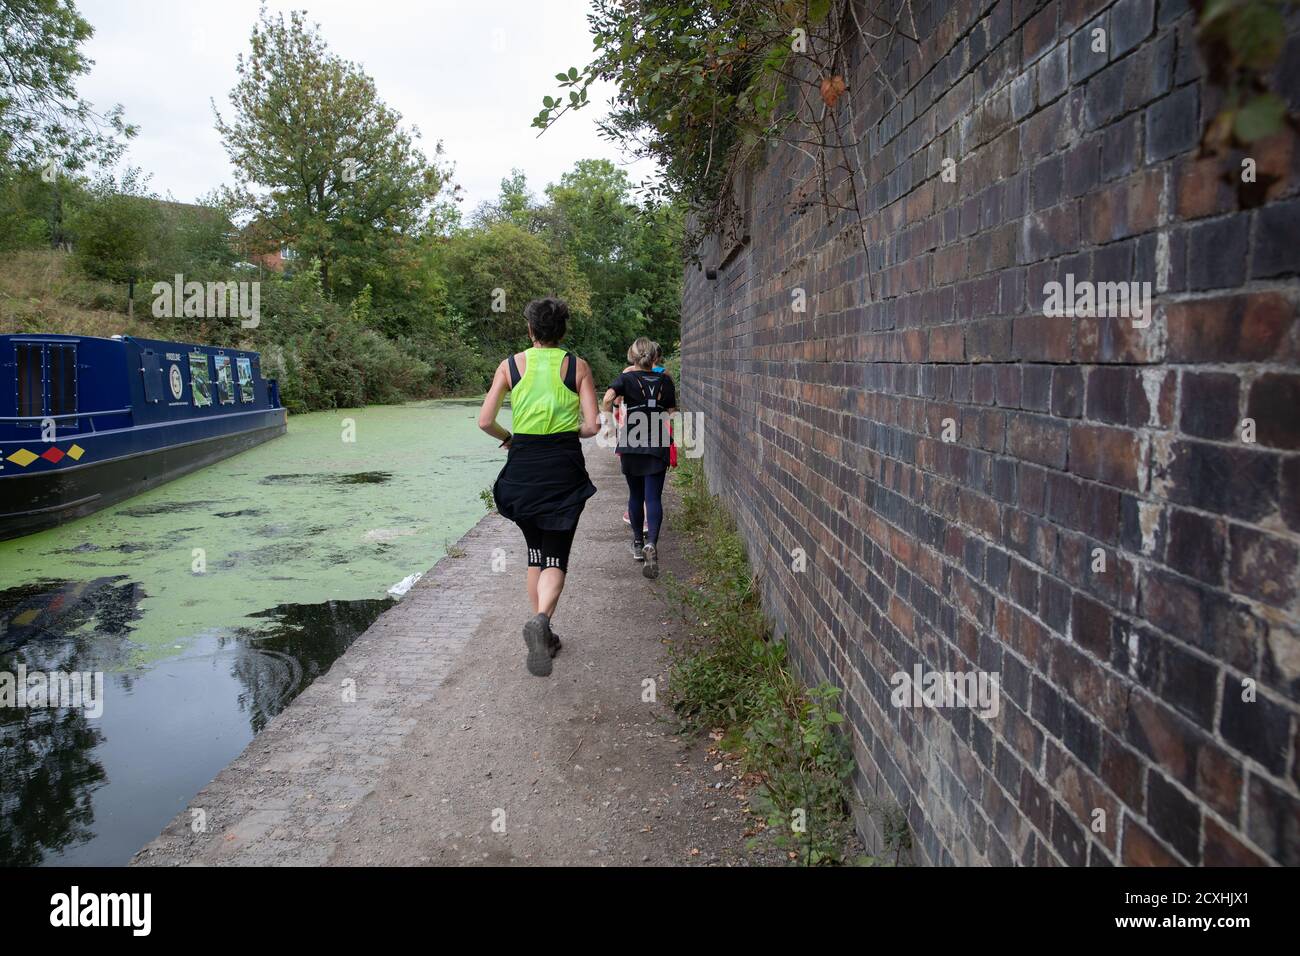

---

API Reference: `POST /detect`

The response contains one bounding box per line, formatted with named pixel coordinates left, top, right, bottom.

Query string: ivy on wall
left=531, top=0, right=884, bottom=269
left=1195, top=0, right=1295, bottom=147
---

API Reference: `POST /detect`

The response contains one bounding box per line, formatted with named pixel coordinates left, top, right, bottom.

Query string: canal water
left=0, top=400, right=507, bottom=866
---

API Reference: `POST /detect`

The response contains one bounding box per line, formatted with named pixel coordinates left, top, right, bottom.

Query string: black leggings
left=519, top=520, right=577, bottom=574
left=626, top=471, right=666, bottom=545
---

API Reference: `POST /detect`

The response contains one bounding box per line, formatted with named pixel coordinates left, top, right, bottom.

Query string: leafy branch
left=1195, top=0, right=1298, bottom=148
left=532, top=0, right=918, bottom=290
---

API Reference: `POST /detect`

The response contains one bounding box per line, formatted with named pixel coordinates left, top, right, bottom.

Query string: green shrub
left=0, top=175, right=52, bottom=250
left=274, top=320, right=432, bottom=413
left=67, top=172, right=160, bottom=281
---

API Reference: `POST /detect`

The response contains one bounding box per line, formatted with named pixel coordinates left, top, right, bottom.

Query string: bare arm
left=478, top=360, right=512, bottom=447
left=600, top=387, right=617, bottom=414
left=577, top=359, right=600, bottom=439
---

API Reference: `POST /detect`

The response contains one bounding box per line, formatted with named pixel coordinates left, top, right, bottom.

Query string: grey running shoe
left=547, top=629, right=562, bottom=658
left=642, top=543, right=659, bottom=579
left=523, top=613, right=553, bottom=677
left=631, top=540, right=645, bottom=561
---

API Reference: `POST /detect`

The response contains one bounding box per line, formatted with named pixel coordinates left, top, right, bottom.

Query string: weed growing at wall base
left=666, top=457, right=896, bottom=865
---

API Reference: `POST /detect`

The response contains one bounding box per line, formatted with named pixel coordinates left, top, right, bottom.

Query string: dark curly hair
left=524, top=297, right=568, bottom=345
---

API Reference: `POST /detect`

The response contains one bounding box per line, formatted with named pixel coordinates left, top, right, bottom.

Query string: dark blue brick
left=1145, top=84, right=1199, bottom=162
left=1111, top=0, right=1155, bottom=58
left=1070, top=14, right=1111, bottom=83
left=1186, top=214, right=1250, bottom=291
left=1251, top=199, right=1300, bottom=279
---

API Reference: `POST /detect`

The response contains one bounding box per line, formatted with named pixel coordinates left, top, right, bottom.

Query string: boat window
left=14, top=342, right=76, bottom=420
left=214, top=355, right=235, bottom=405
left=47, top=344, right=77, bottom=417
left=188, top=352, right=212, bottom=408
left=16, top=343, right=42, bottom=417
left=236, top=356, right=255, bottom=403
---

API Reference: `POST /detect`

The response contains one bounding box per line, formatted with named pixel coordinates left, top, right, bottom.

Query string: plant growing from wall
left=533, top=0, right=921, bottom=297
left=1195, top=0, right=1296, bottom=148
left=1193, top=0, right=1298, bottom=206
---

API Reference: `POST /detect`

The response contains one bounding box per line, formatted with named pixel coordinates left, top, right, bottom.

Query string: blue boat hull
left=0, top=408, right=287, bottom=541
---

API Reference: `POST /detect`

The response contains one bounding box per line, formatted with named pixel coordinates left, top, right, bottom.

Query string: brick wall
left=680, top=0, right=1299, bottom=865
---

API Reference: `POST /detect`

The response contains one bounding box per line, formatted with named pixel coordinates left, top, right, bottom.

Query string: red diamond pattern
left=41, top=446, right=65, bottom=463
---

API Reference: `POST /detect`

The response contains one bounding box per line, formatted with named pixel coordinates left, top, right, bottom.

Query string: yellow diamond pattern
left=67, top=444, right=84, bottom=461
left=6, top=448, right=37, bottom=467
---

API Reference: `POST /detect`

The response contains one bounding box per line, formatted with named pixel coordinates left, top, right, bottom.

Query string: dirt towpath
left=133, top=439, right=772, bottom=866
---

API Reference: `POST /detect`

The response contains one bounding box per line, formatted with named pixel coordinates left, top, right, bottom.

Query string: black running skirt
left=493, top=431, right=596, bottom=531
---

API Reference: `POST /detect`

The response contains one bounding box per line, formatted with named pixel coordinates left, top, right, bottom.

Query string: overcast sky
left=74, top=0, right=655, bottom=214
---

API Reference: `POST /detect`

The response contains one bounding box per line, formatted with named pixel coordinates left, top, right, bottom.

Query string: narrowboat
left=0, top=334, right=287, bottom=541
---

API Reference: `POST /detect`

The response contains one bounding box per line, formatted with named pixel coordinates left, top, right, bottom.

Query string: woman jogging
left=601, top=337, right=676, bottom=579
left=478, top=298, right=600, bottom=677
left=617, top=341, right=665, bottom=533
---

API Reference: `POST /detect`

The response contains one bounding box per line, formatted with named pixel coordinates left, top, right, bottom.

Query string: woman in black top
left=600, top=337, right=676, bottom=579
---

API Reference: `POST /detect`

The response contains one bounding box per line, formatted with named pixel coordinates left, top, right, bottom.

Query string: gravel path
left=134, top=439, right=773, bottom=866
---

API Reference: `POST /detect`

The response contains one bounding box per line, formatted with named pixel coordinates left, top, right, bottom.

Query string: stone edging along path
left=133, top=440, right=771, bottom=866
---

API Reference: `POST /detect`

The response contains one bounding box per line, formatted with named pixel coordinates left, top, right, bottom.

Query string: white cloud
left=75, top=0, right=656, bottom=210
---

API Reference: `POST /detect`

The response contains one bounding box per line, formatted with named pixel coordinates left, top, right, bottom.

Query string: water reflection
left=0, top=577, right=143, bottom=657
left=0, top=578, right=137, bottom=866
left=0, top=579, right=391, bottom=866
left=232, top=598, right=392, bottom=734
left=0, top=705, right=106, bottom=867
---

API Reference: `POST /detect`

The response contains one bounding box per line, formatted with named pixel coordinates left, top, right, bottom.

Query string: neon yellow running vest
left=511, top=348, right=580, bottom=435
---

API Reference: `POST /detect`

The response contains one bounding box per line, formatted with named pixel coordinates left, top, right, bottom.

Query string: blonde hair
left=627, top=337, right=655, bottom=370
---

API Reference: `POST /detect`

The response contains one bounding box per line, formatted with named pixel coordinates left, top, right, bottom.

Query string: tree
left=0, top=0, right=134, bottom=171
left=67, top=168, right=160, bottom=282
left=470, top=169, right=543, bottom=232
left=545, top=159, right=634, bottom=268
left=545, top=158, right=684, bottom=355
left=429, top=220, right=610, bottom=376
left=168, top=192, right=237, bottom=274
left=623, top=198, right=684, bottom=350
left=0, top=166, right=57, bottom=249
left=213, top=7, right=458, bottom=296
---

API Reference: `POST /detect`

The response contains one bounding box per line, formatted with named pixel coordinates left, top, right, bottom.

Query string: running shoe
left=642, top=543, right=659, bottom=579
left=630, top=540, right=645, bottom=561
left=523, top=613, right=553, bottom=677
left=547, top=629, right=563, bottom=658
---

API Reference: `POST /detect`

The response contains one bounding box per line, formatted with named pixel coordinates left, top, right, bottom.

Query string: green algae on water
left=0, top=400, right=510, bottom=665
